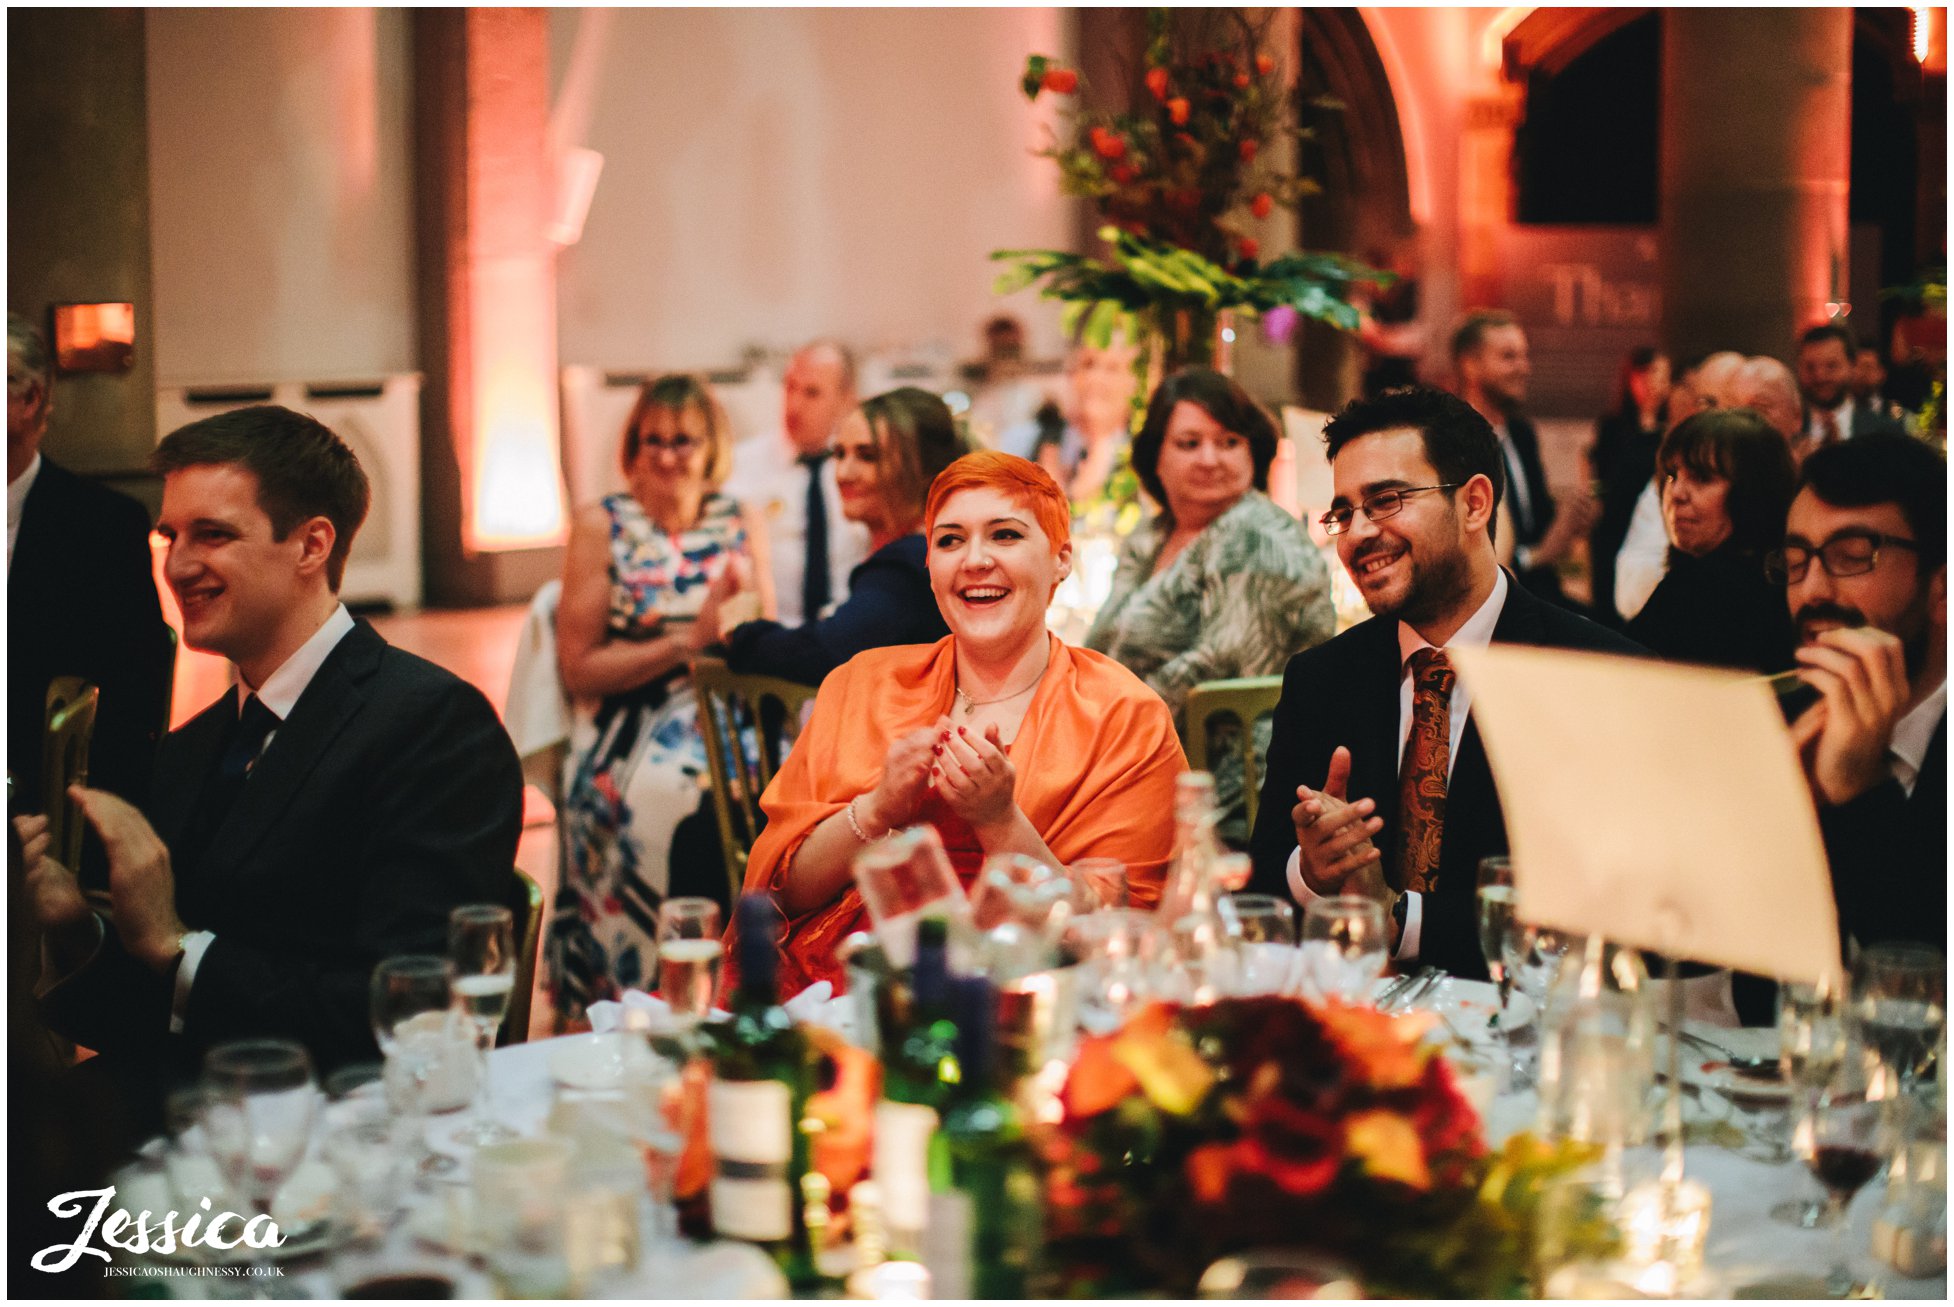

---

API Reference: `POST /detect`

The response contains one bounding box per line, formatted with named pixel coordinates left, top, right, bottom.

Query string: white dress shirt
left=723, top=430, right=868, bottom=626
left=1288, top=569, right=1510, bottom=963
left=1890, top=679, right=1946, bottom=798
left=8, top=450, right=42, bottom=565
left=172, top=604, right=357, bottom=1030
left=1613, top=478, right=1668, bottom=622
left=1802, top=395, right=1858, bottom=445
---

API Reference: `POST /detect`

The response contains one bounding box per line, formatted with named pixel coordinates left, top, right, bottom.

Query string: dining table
left=102, top=977, right=1944, bottom=1300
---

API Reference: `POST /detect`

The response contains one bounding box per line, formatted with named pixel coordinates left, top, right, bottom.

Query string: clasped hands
left=13, top=786, right=188, bottom=978
left=860, top=716, right=1018, bottom=837
left=1291, top=747, right=1397, bottom=944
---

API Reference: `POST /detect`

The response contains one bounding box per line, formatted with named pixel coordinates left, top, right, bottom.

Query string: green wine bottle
left=874, top=916, right=957, bottom=1259
left=705, top=894, right=824, bottom=1289
left=928, top=974, right=1043, bottom=1299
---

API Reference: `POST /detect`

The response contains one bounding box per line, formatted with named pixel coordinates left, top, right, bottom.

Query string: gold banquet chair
left=43, top=677, right=101, bottom=874
left=1184, top=675, right=1284, bottom=834
left=691, top=657, right=819, bottom=904
left=504, top=867, right=545, bottom=1046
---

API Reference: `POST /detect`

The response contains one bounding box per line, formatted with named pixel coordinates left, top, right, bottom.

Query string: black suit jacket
left=1821, top=711, right=1946, bottom=953
left=1501, top=415, right=1569, bottom=606
left=723, top=534, right=948, bottom=687
left=8, top=460, right=173, bottom=832
left=1249, top=573, right=1644, bottom=977
left=41, top=620, right=525, bottom=1073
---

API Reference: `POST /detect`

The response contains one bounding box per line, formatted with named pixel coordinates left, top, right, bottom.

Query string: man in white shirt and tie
left=724, top=340, right=870, bottom=625
left=1796, top=323, right=1906, bottom=461
left=16, top=404, right=524, bottom=1119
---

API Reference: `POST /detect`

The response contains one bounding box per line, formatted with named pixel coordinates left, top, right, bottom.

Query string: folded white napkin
left=586, top=982, right=850, bottom=1038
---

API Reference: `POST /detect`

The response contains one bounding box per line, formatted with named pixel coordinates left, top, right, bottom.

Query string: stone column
left=1660, top=9, right=1853, bottom=361
left=7, top=9, right=157, bottom=494
left=412, top=8, right=566, bottom=607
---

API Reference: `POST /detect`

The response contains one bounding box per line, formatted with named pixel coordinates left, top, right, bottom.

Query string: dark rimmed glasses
left=1763, top=531, right=1919, bottom=584
left=1319, top=484, right=1461, bottom=536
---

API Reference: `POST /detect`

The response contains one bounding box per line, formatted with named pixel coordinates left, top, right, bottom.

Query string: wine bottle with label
left=927, top=974, right=1043, bottom=1299
left=705, top=894, right=824, bottom=1288
left=874, top=915, right=957, bottom=1259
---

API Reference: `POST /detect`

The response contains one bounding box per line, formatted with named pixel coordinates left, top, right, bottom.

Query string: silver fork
left=1382, top=967, right=1441, bottom=1013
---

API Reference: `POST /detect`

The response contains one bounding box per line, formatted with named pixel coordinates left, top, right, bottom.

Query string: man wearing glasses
left=1771, top=434, right=1945, bottom=954
left=1248, top=387, right=1639, bottom=978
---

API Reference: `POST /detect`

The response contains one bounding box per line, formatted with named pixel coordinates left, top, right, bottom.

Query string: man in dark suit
left=1774, top=434, right=1945, bottom=955
left=1248, top=387, right=1641, bottom=978
left=15, top=405, right=524, bottom=1095
left=1451, top=310, right=1597, bottom=609
left=1795, top=323, right=1908, bottom=462
left=7, top=312, right=173, bottom=847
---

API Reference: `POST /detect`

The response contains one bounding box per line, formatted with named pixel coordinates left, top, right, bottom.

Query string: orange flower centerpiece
left=1043, top=996, right=1594, bottom=1298
left=996, top=9, right=1377, bottom=375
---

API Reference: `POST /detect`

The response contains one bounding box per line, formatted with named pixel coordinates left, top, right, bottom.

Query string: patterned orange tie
left=1394, top=647, right=1456, bottom=895
left=1819, top=407, right=1842, bottom=447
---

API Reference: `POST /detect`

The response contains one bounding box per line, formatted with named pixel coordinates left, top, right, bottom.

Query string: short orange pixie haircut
left=924, top=451, right=1071, bottom=554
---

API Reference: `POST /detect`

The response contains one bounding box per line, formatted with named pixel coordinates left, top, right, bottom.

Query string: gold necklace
left=953, top=649, right=1050, bottom=713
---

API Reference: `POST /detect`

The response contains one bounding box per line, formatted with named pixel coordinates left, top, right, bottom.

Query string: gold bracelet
left=844, top=796, right=881, bottom=843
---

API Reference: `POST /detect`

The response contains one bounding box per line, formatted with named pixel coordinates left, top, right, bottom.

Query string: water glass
left=324, top=1098, right=410, bottom=1251
left=473, top=1138, right=573, bottom=1298
left=851, top=825, right=970, bottom=967
left=656, top=897, right=724, bottom=1025
left=1069, top=858, right=1128, bottom=908
left=371, top=954, right=464, bottom=1178
left=1063, top=908, right=1157, bottom=1030
left=1222, top=894, right=1299, bottom=997
left=1298, top=895, right=1387, bottom=1004
left=201, top=1039, right=321, bottom=1298
left=1853, top=943, right=1946, bottom=1100
left=450, top=904, right=519, bottom=1147
left=1502, top=920, right=1572, bottom=1088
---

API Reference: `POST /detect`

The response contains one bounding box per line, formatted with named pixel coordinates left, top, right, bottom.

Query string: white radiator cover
left=155, top=375, right=423, bottom=609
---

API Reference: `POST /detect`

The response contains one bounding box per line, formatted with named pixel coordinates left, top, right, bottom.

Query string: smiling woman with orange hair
left=727, top=452, right=1184, bottom=995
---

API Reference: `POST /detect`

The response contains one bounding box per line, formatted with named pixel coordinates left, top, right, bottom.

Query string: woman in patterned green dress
left=1085, top=369, right=1334, bottom=842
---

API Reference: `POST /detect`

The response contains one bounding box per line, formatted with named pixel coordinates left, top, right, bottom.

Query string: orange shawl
left=729, top=635, right=1184, bottom=996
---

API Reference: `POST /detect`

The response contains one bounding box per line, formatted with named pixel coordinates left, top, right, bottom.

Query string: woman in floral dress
left=548, top=374, right=772, bottom=1015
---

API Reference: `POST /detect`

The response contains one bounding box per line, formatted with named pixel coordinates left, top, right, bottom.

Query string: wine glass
left=1502, top=919, right=1571, bottom=1089
left=1299, top=895, right=1388, bottom=1004
left=656, top=897, right=724, bottom=1029
left=1794, top=1048, right=1890, bottom=1298
left=1852, top=943, right=1946, bottom=1101
left=161, top=1087, right=228, bottom=1277
left=1070, top=858, right=1129, bottom=908
left=201, top=1040, right=320, bottom=1299
left=1221, top=893, right=1299, bottom=996
left=1773, top=976, right=1851, bottom=1227
left=371, top=953, right=462, bottom=1179
left=450, top=903, right=519, bottom=1147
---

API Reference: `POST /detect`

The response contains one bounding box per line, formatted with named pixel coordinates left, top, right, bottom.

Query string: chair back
left=1184, top=675, right=1284, bottom=833
left=691, top=656, right=820, bottom=903
left=43, top=678, right=100, bottom=872
left=505, top=867, right=545, bottom=1046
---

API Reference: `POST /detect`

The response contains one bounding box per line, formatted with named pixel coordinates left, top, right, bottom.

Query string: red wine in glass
left=1808, top=1144, right=1881, bottom=1200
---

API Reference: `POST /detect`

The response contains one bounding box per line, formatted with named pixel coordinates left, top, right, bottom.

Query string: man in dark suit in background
left=15, top=405, right=524, bottom=1109
left=1795, top=323, right=1908, bottom=462
left=1452, top=310, right=1598, bottom=610
left=1249, top=387, right=1641, bottom=978
left=1774, top=434, right=1945, bottom=955
left=7, top=311, right=173, bottom=850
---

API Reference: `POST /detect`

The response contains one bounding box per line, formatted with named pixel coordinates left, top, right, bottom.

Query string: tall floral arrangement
left=995, top=9, right=1377, bottom=373
left=1040, top=997, right=1597, bottom=1298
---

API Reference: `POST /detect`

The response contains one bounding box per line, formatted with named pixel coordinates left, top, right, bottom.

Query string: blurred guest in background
left=551, top=374, right=771, bottom=1013
left=1085, top=368, right=1332, bottom=839
left=1734, top=355, right=1806, bottom=443
left=724, top=340, right=868, bottom=626
left=963, top=313, right=1048, bottom=444
left=1587, top=345, right=1672, bottom=621
left=700, top=387, right=966, bottom=686
left=1795, top=323, right=1905, bottom=460
left=1451, top=310, right=1597, bottom=609
left=1626, top=408, right=1796, bottom=672
left=999, top=338, right=1140, bottom=506
left=1771, top=434, right=1945, bottom=974
left=1354, top=234, right=1424, bottom=398
left=7, top=312, right=172, bottom=869
left=725, top=452, right=1183, bottom=995
left=1850, top=337, right=1897, bottom=420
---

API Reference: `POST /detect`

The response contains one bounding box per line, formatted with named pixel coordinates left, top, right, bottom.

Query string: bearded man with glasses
left=1248, top=387, right=1641, bottom=978
left=1772, top=434, right=1946, bottom=957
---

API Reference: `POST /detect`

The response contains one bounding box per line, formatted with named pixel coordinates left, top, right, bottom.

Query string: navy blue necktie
left=800, top=451, right=832, bottom=621
left=182, top=695, right=279, bottom=873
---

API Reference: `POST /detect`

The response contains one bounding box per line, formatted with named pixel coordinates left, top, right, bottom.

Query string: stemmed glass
left=1502, top=919, right=1571, bottom=1089
left=371, top=953, right=461, bottom=1179
left=1852, top=943, right=1946, bottom=1101
left=1773, top=976, right=1851, bottom=1227
left=1221, top=893, right=1299, bottom=996
left=450, top=904, right=519, bottom=1147
left=200, top=1040, right=320, bottom=1299
left=1793, top=1047, right=1890, bottom=1298
left=656, top=897, right=724, bottom=1032
left=1298, top=895, right=1388, bottom=1004
left=1476, top=856, right=1517, bottom=1021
